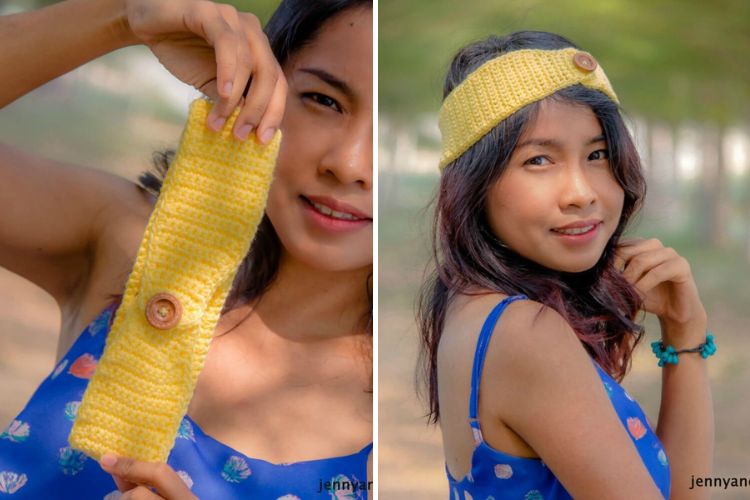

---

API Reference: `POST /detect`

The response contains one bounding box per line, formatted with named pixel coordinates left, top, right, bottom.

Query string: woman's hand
left=124, top=0, right=286, bottom=143
left=99, top=453, right=197, bottom=499
left=615, top=238, right=707, bottom=335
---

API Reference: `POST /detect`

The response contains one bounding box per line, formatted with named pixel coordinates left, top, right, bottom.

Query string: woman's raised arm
left=0, top=0, right=287, bottom=309
left=0, top=0, right=134, bottom=108
left=0, top=0, right=286, bottom=140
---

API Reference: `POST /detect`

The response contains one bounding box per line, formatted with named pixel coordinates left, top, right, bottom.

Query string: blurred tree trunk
left=700, top=124, right=729, bottom=248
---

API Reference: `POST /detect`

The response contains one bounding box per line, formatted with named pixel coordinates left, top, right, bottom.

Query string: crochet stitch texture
left=69, top=98, right=281, bottom=462
left=438, top=47, right=619, bottom=169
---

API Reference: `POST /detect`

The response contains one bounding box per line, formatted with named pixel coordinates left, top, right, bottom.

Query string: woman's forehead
left=518, top=99, right=604, bottom=146
left=285, top=8, right=372, bottom=93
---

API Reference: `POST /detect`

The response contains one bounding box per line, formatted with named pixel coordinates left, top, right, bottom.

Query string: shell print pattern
left=177, top=418, right=196, bottom=442
left=0, top=471, right=28, bottom=494
left=58, top=446, right=88, bottom=475
left=84, top=308, right=112, bottom=336
left=657, top=449, right=669, bottom=467
left=326, top=474, right=364, bottom=500
left=64, top=401, right=81, bottom=422
left=626, top=417, right=647, bottom=440
left=68, top=353, right=97, bottom=379
left=494, top=464, right=513, bottom=479
left=220, top=456, right=251, bottom=483
left=0, top=420, right=30, bottom=443
left=176, top=470, right=193, bottom=489
left=51, top=359, right=68, bottom=380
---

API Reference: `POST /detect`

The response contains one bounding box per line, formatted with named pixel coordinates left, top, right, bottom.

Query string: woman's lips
left=300, top=196, right=372, bottom=233
left=550, top=221, right=601, bottom=244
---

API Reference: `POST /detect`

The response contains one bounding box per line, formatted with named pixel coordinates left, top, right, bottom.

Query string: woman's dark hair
left=134, top=0, right=373, bottom=333
left=418, top=31, right=647, bottom=423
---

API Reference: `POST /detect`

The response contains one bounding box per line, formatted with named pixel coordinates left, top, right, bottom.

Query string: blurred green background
left=379, top=1, right=750, bottom=498
left=0, top=0, right=281, bottom=447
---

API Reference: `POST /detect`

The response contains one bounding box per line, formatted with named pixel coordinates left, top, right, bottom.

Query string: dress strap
left=468, top=295, right=528, bottom=444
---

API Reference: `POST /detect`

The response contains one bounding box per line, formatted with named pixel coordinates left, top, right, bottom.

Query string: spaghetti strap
left=468, top=294, right=527, bottom=444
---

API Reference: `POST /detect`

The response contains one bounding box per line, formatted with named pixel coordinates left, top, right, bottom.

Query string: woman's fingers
left=199, top=6, right=282, bottom=140
left=111, top=473, right=138, bottom=493
left=614, top=238, right=663, bottom=272
left=232, top=12, right=284, bottom=142
left=100, top=454, right=195, bottom=500
left=183, top=2, right=236, bottom=91
left=129, top=0, right=283, bottom=140
left=634, top=256, right=691, bottom=294
left=254, top=64, right=287, bottom=144
left=120, top=486, right=163, bottom=500
left=620, top=246, right=677, bottom=285
left=192, top=3, right=242, bottom=130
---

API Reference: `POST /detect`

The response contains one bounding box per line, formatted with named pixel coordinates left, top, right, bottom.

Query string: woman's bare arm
left=0, top=143, right=148, bottom=307
left=0, top=0, right=134, bottom=108
left=655, top=318, right=714, bottom=500
left=616, top=238, right=714, bottom=499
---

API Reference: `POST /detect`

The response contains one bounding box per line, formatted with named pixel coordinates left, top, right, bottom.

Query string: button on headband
left=145, top=293, right=182, bottom=330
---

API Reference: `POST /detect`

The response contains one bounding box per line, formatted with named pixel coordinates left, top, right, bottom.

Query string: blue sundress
left=0, top=301, right=372, bottom=499
left=446, top=295, right=670, bottom=499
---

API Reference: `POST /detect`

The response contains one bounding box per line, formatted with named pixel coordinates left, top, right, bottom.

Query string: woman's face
left=486, top=99, right=625, bottom=273
left=265, top=8, right=373, bottom=272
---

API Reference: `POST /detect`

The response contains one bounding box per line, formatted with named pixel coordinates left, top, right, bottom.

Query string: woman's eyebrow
left=516, top=138, right=563, bottom=150
left=297, top=67, right=353, bottom=98
left=516, top=134, right=607, bottom=149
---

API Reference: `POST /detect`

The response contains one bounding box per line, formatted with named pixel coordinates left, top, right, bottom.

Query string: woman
left=418, top=31, right=713, bottom=499
left=0, top=0, right=372, bottom=498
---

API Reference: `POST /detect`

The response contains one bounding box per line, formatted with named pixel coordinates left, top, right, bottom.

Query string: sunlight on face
left=486, top=99, right=625, bottom=273
left=265, top=7, right=373, bottom=272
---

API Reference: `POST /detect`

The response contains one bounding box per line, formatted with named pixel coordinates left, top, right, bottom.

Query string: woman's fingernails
left=260, top=128, right=276, bottom=144
left=211, top=116, right=226, bottom=131
left=222, top=81, right=233, bottom=97
left=235, top=124, right=253, bottom=141
left=100, top=453, right=117, bottom=468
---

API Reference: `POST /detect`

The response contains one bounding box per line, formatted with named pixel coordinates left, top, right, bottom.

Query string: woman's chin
left=542, top=256, right=600, bottom=274
left=284, top=241, right=372, bottom=273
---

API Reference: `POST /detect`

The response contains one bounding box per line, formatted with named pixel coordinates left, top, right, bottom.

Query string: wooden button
left=145, top=293, right=182, bottom=330
left=573, top=51, right=597, bottom=72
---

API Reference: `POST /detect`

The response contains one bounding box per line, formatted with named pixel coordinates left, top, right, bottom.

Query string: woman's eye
left=589, top=149, right=610, bottom=161
left=524, top=155, right=550, bottom=166
left=302, top=92, right=342, bottom=113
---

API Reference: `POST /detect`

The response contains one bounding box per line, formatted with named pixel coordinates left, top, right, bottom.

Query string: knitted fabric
left=438, top=47, right=619, bottom=169
left=68, top=98, right=281, bottom=463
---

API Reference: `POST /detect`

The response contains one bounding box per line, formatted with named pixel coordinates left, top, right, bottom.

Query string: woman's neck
left=251, top=251, right=371, bottom=341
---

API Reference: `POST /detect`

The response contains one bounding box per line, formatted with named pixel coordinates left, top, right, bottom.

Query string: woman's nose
left=559, top=163, right=597, bottom=209
left=318, top=121, right=372, bottom=190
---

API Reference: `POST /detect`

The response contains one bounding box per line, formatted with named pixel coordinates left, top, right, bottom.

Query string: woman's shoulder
left=443, top=291, right=575, bottom=347
left=442, top=291, right=595, bottom=392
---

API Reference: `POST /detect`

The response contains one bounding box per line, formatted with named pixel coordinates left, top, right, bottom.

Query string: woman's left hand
left=99, top=453, right=197, bottom=499
left=615, top=238, right=706, bottom=331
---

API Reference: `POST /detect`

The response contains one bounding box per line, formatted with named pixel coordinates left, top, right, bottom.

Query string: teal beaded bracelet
left=650, top=333, right=717, bottom=367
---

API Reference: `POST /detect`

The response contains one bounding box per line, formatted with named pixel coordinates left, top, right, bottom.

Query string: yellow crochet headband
left=438, top=47, right=619, bottom=170
left=69, top=98, right=281, bottom=462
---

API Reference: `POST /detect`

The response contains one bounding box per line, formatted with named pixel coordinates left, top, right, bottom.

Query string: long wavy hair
left=418, top=31, right=647, bottom=424
left=132, top=0, right=373, bottom=335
